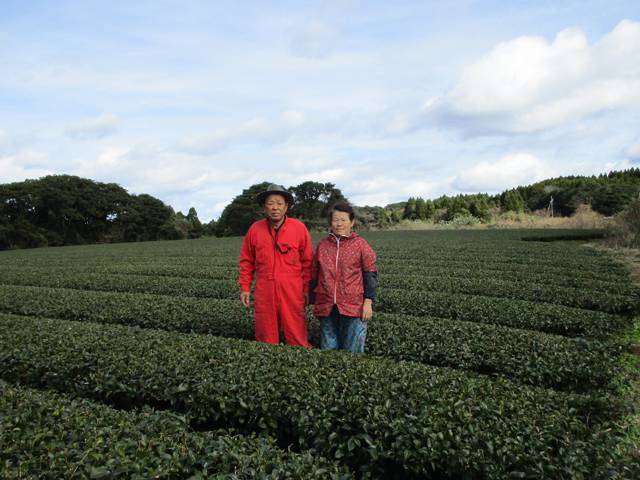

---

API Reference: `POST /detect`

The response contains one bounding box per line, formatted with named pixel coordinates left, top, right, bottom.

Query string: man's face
left=264, top=194, right=288, bottom=223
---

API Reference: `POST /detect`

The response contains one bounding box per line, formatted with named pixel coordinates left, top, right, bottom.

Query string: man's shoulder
left=286, top=217, right=310, bottom=231
left=249, top=218, right=268, bottom=228
left=246, top=219, right=268, bottom=235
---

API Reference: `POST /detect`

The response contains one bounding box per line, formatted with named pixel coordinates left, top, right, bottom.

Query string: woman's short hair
left=328, top=202, right=355, bottom=222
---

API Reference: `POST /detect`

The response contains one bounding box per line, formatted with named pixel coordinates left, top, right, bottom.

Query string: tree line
left=0, top=176, right=206, bottom=249
left=2, top=168, right=639, bottom=249
left=212, top=181, right=347, bottom=236
left=396, top=168, right=640, bottom=224
left=0, top=177, right=348, bottom=249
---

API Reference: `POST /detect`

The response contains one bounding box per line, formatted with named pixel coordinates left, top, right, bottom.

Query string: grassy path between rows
left=591, top=243, right=640, bottom=473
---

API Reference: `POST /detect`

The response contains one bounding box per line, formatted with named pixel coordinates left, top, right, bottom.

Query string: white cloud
left=452, top=153, right=555, bottom=192
left=626, top=142, right=640, bottom=160
left=71, top=146, right=131, bottom=181
left=65, top=114, right=120, bottom=140
left=290, top=19, right=339, bottom=59
left=347, top=174, right=441, bottom=207
left=431, top=19, right=640, bottom=134
left=70, top=143, right=227, bottom=197
left=178, top=110, right=307, bottom=155
left=0, top=151, right=53, bottom=183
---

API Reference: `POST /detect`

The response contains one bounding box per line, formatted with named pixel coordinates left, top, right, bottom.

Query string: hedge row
left=0, top=284, right=626, bottom=392
left=0, top=315, right=622, bottom=479
left=378, top=257, right=629, bottom=282
left=374, top=240, right=608, bottom=254
left=379, top=265, right=637, bottom=296
left=0, top=254, right=237, bottom=269
left=0, top=270, right=238, bottom=300
left=3, top=267, right=636, bottom=317
left=377, top=244, right=626, bottom=267
left=8, top=260, right=635, bottom=304
left=0, top=381, right=349, bottom=479
left=377, top=253, right=622, bottom=274
left=77, top=261, right=636, bottom=299
left=376, top=288, right=630, bottom=338
left=521, top=232, right=607, bottom=242
left=354, top=313, right=625, bottom=393
left=63, top=263, right=235, bottom=281
left=0, top=281, right=624, bottom=340
left=0, top=284, right=254, bottom=338
left=380, top=273, right=639, bottom=315
left=105, top=262, right=633, bottom=297
left=376, top=242, right=614, bottom=261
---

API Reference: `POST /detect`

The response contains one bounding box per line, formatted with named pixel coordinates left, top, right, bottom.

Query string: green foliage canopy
left=0, top=175, right=187, bottom=249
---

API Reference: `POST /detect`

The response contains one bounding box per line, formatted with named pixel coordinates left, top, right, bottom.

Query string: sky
left=1, top=0, right=640, bottom=221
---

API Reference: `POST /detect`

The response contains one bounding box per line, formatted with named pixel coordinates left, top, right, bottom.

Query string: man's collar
left=269, top=215, right=287, bottom=231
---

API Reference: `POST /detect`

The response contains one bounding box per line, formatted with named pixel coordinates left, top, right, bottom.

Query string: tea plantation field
left=1, top=229, right=638, bottom=479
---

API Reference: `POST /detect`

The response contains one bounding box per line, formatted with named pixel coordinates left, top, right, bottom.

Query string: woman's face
left=331, top=210, right=355, bottom=236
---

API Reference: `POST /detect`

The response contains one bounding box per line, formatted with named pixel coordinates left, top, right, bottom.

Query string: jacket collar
left=327, top=231, right=358, bottom=243
left=267, top=215, right=288, bottom=234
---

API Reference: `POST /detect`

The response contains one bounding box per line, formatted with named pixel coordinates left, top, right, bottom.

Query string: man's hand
left=362, top=298, right=373, bottom=322
left=240, top=291, right=251, bottom=308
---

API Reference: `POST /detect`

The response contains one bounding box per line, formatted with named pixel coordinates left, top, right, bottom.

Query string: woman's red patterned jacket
left=311, top=232, right=377, bottom=318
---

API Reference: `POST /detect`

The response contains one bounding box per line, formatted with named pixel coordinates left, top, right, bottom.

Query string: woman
left=310, top=202, right=378, bottom=353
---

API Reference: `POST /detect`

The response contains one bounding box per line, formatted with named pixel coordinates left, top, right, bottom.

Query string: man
left=238, top=184, right=312, bottom=347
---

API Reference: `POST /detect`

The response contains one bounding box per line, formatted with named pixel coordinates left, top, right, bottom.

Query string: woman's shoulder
left=352, top=234, right=371, bottom=246
left=317, top=235, right=333, bottom=247
left=354, top=235, right=376, bottom=254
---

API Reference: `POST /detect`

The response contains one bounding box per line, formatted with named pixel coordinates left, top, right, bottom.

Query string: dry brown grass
left=604, top=198, right=640, bottom=249
left=389, top=203, right=609, bottom=230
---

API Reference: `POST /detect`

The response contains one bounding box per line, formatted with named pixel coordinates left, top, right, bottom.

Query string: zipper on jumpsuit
left=332, top=233, right=340, bottom=304
left=272, top=224, right=280, bottom=310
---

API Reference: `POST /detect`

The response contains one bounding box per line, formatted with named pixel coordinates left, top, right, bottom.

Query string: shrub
left=0, top=381, right=348, bottom=479
left=608, top=197, right=640, bottom=248
left=0, top=314, right=628, bottom=479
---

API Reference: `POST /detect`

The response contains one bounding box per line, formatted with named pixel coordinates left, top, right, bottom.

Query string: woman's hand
left=240, top=291, right=251, bottom=308
left=362, top=298, right=373, bottom=322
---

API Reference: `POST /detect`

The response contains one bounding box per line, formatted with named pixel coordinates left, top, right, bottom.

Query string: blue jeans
left=320, top=305, right=367, bottom=353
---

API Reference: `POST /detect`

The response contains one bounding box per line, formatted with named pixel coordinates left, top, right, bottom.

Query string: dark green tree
left=289, top=181, right=328, bottom=220
left=202, top=218, right=217, bottom=236
left=215, top=182, right=271, bottom=237
left=186, top=207, right=204, bottom=238
left=424, top=200, right=435, bottom=220
left=390, top=209, right=403, bottom=223
left=320, top=184, right=348, bottom=220
left=470, top=196, right=492, bottom=222
left=415, top=197, right=427, bottom=220
left=403, top=197, right=417, bottom=220
left=501, top=189, right=525, bottom=213
left=0, top=175, right=177, bottom=249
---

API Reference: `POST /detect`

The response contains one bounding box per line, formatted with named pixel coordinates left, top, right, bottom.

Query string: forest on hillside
left=2, top=168, right=639, bottom=249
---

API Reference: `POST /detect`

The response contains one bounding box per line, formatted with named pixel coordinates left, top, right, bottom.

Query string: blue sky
left=1, top=1, right=639, bottom=221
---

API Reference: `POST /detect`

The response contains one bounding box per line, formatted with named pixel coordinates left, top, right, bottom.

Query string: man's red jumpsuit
left=239, top=217, right=312, bottom=347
